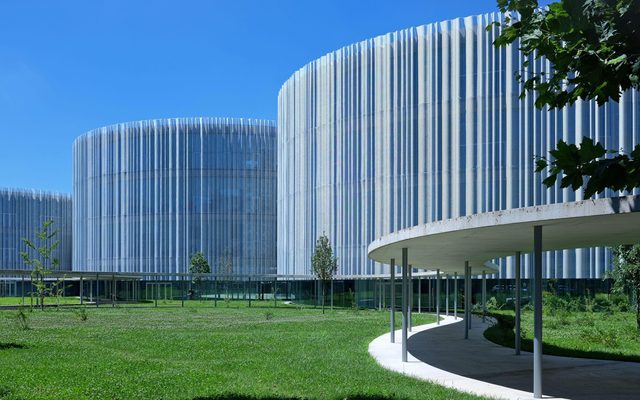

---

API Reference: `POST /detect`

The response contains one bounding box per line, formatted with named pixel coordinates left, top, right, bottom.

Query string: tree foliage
left=607, top=244, right=640, bottom=331
left=189, top=251, right=210, bottom=286
left=535, top=138, right=640, bottom=197
left=20, top=219, right=61, bottom=310
left=491, top=0, right=640, bottom=197
left=311, top=233, right=338, bottom=313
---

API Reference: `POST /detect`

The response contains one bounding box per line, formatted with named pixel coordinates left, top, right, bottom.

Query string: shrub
left=75, top=308, right=88, bottom=322
left=486, top=296, right=503, bottom=311
left=15, top=307, right=29, bottom=330
left=577, top=311, right=595, bottom=327
left=593, top=293, right=613, bottom=312
left=610, top=294, right=631, bottom=313
left=543, top=291, right=570, bottom=316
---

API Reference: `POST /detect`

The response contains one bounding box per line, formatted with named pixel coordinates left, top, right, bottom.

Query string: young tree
left=218, top=248, right=233, bottom=276
left=490, top=0, right=640, bottom=197
left=189, top=251, right=210, bottom=298
left=218, top=248, right=233, bottom=303
left=20, top=219, right=60, bottom=310
left=311, top=233, right=338, bottom=314
left=607, top=244, right=640, bottom=331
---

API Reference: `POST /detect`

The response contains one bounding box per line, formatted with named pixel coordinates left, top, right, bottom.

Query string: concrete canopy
left=368, top=195, right=640, bottom=272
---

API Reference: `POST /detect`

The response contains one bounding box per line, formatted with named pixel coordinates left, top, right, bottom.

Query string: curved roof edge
left=74, top=117, right=277, bottom=144
left=368, top=195, right=640, bottom=273
left=0, top=187, right=72, bottom=200
left=278, top=12, right=503, bottom=98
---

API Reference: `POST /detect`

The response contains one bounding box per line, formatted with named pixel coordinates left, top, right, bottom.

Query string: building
left=73, top=117, right=277, bottom=275
left=0, top=188, right=72, bottom=271
left=277, top=13, right=640, bottom=278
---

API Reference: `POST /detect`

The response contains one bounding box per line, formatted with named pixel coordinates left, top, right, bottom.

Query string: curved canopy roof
left=368, top=195, right=640, bottom=272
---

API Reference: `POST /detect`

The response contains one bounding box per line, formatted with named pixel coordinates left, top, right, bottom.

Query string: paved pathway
left=369, top=315, right=640, bottom=400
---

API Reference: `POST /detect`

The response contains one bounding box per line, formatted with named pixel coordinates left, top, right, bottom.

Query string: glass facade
left=0, top=188, right=72, bottom=271
left=277, top=13, right=640, bottom=278
left=73, top=117, right=277, bottom=275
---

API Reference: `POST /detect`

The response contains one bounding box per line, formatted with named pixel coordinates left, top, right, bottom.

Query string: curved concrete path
left=369, top=315, right=640, bottom=400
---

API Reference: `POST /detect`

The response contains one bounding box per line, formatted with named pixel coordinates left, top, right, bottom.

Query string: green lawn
left=0, top=306, right=482, bottom=400
left=0, top=297, right=325, bottom=308
left=0, top=296, right=83, bottom=306
left=484, top=309, right=640, bottom=362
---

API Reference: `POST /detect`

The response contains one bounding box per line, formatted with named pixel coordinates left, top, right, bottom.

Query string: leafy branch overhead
left=491, top=0, right=640, bottom=108
left=491, top=0, right=640, bottom=197
left=535, top=139, right=640, bottom=197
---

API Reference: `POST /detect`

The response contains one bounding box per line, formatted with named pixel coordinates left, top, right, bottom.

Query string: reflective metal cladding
left=277, top=13, right=640, bottom=278
left=0, top=188, right=72, bottom=271
left=73, top=117, right=277, bottom=275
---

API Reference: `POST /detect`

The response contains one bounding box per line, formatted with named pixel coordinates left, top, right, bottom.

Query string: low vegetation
left=483, top=292, right=640, bottom=362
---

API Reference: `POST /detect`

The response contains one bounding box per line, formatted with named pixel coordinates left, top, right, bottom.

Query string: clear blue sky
left=0, top=0, right=506, bottom=193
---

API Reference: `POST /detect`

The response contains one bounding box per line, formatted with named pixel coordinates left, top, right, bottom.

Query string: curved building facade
left=73, top=117, right=276, bottom=275
left=277, top=13, right=640, bottom=279
left=0, top=188, right=72, bottom=271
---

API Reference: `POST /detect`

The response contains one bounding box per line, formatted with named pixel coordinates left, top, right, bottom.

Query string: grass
left=0, top=297, right=317, bottom=308
left=0, top=296, right=84, bottom=306
left=483, top=309, right=640, bottom=362
left=0, top=305, right=483, bottom=400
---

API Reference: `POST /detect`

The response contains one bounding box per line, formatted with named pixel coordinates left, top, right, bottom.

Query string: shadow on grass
left=0, top=342, right=26, bottom=350
left=484, top=312, right=640, bottom=363
left=194, top=395, right=410, bottom=400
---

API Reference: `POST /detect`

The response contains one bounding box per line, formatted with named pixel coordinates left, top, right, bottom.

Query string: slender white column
left=445, top=274, right=449, bottom=316
left=515, top=251, right=522, bottom=355
left=533, top=226, right=543, bottom=398
left=418, top=276, right=421, bottom=313
left=464, top=261, right=470, bottom=339
left=468, top=267, right=472, bottom=331
left=454, top=272, right=458, bottom=320
left=436, top=269, right=441, bottom=325
left=427, top=276, right=431, bottom=311
left=408, top=265, right=413, bottom=332
left=401, top=248, right=409, bottom=362
left=390, top=258, right=396, bottom=343
left=482, top=270, right=486, bottom=323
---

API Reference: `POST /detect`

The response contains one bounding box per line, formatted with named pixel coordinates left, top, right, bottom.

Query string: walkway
left=369, top=315, right=640, bottom=400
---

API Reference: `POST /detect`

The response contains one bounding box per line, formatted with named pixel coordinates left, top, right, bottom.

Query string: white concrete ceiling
left=368, top=195, right=640, bottom=273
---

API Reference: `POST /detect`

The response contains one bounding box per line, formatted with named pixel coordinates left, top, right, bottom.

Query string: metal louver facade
left=73, top=117, right=277, bottom=275
left=277, top=13, right=639, bottom=278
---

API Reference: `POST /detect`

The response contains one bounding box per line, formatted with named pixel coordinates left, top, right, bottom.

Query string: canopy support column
left=390, top=258, right=396, bottom=343
left=482, top=270, right=486, bottom=323
left=454, top=272, right=458, bottom=320
left=436, top=269, right=440, bottom=325
left=445, top=274, right=449, bottom=317
left=515, top=251, right=522, bottom=355
left=401, top=248, right=409, bottom=362
left=408, top=266, right=413, bottom=332
left=533, top=226, right=543, bottom=398
left=80, top=276, right=84, bottom=305
left=464, top=261, right=470, bottom=339
left=427, top=276, right=432, bottom=311
left=418, top=277, right=421, bottom=313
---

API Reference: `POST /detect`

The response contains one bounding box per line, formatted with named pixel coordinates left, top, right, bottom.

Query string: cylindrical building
left=73, top=117, right=277, bottom=275
left=0, top=188, right=72, bottom=271
left=277, top=13, right=640, bottom=278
